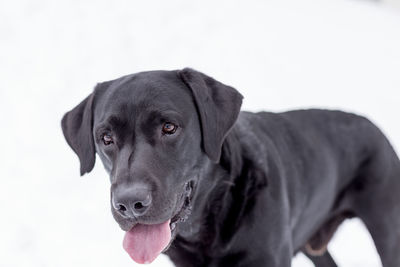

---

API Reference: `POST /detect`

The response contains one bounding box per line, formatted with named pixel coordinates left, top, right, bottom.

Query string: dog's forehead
left=94, top=70, right=195, bottom=122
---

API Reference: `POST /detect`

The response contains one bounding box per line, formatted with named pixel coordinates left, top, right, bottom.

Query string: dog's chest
left=166, top=244, right=246, bottom=267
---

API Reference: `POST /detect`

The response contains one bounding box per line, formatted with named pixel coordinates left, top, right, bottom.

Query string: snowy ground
left=1, top=0, right=400, bottom=266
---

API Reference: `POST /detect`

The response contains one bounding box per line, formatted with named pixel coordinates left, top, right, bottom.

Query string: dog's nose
left=112, top=184, right=152, bottom=218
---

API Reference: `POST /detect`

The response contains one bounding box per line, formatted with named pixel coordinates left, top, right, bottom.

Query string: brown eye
left=162, top=122, right=177, bottom=134
left=102, top=133, right=114, bottom=145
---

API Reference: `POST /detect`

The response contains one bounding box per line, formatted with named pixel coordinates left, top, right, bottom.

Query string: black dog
left=62, top=68, right=400, bottom=267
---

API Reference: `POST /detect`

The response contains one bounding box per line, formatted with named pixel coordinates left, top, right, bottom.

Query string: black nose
left=112, top=184, right=152, bottom=218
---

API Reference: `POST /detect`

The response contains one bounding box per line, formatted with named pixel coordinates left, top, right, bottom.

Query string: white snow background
left=1, top=0, right=400, bottom=266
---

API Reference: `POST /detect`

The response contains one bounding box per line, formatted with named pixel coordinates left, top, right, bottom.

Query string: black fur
left=62, top=68, right=400, bottom=267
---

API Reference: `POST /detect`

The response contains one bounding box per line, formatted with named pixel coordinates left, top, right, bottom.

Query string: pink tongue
left=123, top=220, right=171, bottom=264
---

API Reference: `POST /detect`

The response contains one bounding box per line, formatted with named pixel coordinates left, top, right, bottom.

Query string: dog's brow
left=107, top=115, right=126, bottom=128
left=147, top=110, right=183, bottom=123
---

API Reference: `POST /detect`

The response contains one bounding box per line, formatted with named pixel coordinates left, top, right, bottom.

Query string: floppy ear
left=61, top=93, right=95, bottom=176
left=178, top=68, right=243, bottom=162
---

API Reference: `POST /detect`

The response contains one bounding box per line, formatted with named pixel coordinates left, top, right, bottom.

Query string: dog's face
left=93, top=71, right=205, bottom=230
left=61, top=68, right=242, bottom=264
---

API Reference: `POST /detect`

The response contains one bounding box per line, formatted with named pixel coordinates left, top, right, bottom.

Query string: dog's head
left=61, top=68, right=242, bottom=264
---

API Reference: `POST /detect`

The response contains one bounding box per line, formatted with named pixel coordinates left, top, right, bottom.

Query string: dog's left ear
left=178, top=68, right=243, bottom=163
left=61, top=93, right=96, bottom=176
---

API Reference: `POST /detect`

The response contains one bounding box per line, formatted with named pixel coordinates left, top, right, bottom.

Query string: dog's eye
left=162, top=122, right=177, bottom=135
left=102, top=133, right=114, bottom=145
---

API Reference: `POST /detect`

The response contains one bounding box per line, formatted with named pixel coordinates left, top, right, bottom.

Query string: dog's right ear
left=61, top=93, right=95, bottom=176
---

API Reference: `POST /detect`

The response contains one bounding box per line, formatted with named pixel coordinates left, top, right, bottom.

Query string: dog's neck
left=169, top=123, right=268, bottom=259
left=174, top=130, right=243, bottom=241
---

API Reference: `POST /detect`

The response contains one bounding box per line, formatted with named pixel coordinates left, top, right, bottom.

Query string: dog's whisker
left=222, top=180, right=235, bottom=187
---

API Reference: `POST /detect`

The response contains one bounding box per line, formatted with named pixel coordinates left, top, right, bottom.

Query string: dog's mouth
left=169, top=180, right=194, bottom=233
left=122, top=181, right=195, bottom=264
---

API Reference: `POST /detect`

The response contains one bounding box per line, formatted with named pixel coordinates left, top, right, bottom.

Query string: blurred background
left=1, top=0, right=400, bottom=266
